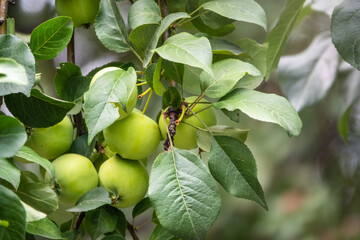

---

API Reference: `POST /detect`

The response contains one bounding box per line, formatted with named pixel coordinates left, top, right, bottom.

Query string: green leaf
left=132, top=197, right=152, bottom=219
left=0, top=158, right=20, bottom=189
left=103, top=235, right=126, bottom=240
left=129, top=12, right=191, bottom=67
left=0, top=185, right=26, bottom=240
left=331, top=0, right=360, bottom=70
left=162, top=86, right=181, bottom=109
left=0, top=115, right=27, bottom=158
left=209, top=136, right=267, bottom=209
left=0, top=35, right=35, bottom=96
left=278, top=32, right=338, bottom=111
left=265, top=0, right=306, bottom=79
left=163, top=60, right=184, bottom=85
left=149, top=148, right=221, bottom=240
left=84, top=67, right=137, bottom=144
left=151, top=225, right=180, bottom=240
left=87, top=62, right=134, bottom=78
left=338, top=105, right=351, bottom=142
left=203, top=0, right=267, bottom=31
left=69, top=133, right=96, bottom=159
left=153, top=58, right=164, bottom=96
left=26, top=218, right=62, bottom=239
left=209, top=39, right=243, bottom=55
left=128, top=0, right=162, bottom=29
left=4, top=89, right=75, bottom=128
left=213, top=88, right=302, bottom=136
left=13, top=172, right=58, bottom=215
left=95, top=0, right=130, bottom=53
left=15, top=146, right=55, bottom=178
left=154, top=32, right=214, bottom=77
left=55, top=62, right=91, bottom=102
left=84, top=205, right=120, bottom=240
left=0, top=58, right=28, bottom=93
left=146, top=63, right=157, bottom=90
left=21, top=202, right=46, bottom=223
left=62, top=230, right=80, bottom=240
left=200, top=59, right=261, bottom=98
left=67, top=187, right=111, bottom=212
left=29, top=16, right=73, bottom=60
left=182, top=66, right=202, bottom=95
left=196, top=125, right=249, bottom=152
left=235, top=38, right=267, bottom=89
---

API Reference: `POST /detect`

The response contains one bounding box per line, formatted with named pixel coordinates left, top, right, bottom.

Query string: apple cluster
left=16, top=66, right=217, bottom=209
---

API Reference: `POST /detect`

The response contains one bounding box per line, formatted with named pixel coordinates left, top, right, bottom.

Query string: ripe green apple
left=55, top=0, right=101, bottom=28
left=103, top=109, right=161, bottom=160
left=98, top=155, right=148, bottom=208
left=45, top=153, right=99, bottom=206
left=26, top=116, right=74, bottom=160
left=90, top=67, right=138, bottom=121
left=159, top=96, right=216, bottom=149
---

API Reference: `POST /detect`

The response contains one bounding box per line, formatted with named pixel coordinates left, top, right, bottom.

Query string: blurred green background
left=7, top=0, right=360, bottom=239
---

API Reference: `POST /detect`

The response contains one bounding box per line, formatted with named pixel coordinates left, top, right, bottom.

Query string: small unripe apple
left=26, top=116, right=74, bottom=160
left=55, top=0, right=101, bottom=28
left=90, top=67, right=138, bottom=121
left=159, top=96, right=216, bottom=149
left=45, top=153, right=98, bottom=206
left=104, top=109, right=161, bottom=160
left=99, top=155, right=148, bottom=208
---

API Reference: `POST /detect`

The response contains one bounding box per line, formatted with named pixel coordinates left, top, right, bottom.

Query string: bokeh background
left=5, top=0, right=360, bottom=239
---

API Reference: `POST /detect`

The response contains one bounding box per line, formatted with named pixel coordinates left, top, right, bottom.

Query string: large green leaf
left=331, top=0, right=360, bottom=70
left=163, top=60, right=184, bottom=85
left=154, top=32, right=214, bottom=77
left=69, top=133, right=96, bottom=159
left=55, top=62, right=91, bottom=102
left=0, top=58, right=28, bottom=94
left=84, top=205, right=121, bottom=240
left=0, top=185, right=26, bottom=240
left=209, top=38, right=243, bottom=55
left=128, top=0, right=162, bottom=29
left=26, top=218, right=62, bottom=239
left=278, top=32, right=338, bottom=111
left=149, top=148, right=221, bottom=240
left=0, top=158, right=20, bottom=189
left=129, top=12, right=191, bottom=67
left=235, top=38, right=268, bottom=89
left=67, top=187, right=111, bottom=212
left=4, top=89, right=75, bottom=128
left=29, top=16, right=73, bottom=60
left=196, top=125, right=249, bottom=152
left=203, top=0, right=267, bottom=31
left=200, top=59, right=261, bottom=98
left=0, top=35, right=35, bottom=96
left=213, top=88, right=302, bottom=136
left=209, top=136, right=267, bottom=209
left=0, top=115, right=27, bottom=158
left=84, top=67, right=137, bottom=144
left=13, top=173, right=58, bottom=215
left=95, top=0, right=130, bottom=53
left=15, top=146, right=55, bottom=178
left=265, top=0, right=306, bottom=79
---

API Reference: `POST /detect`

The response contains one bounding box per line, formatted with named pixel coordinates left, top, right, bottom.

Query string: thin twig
left=127, top=221, right=140, bottom=240
left=73, top=212, right=85, bottom=230
left=0, top=0, right=8, bottom=34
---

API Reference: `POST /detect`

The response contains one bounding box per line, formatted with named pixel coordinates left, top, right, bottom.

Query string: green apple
left=98, top=155, right=148, bottom=208
left=46, top=153, right=98, bottom=206
left=159, top=96, right=216, bottom=149
left=90, top=67, right=138, bottom=121
left=55, top=0, right=101, bottom=28
left=26, top=116, right=74, bottom=160
left=104, top=109, right=161, bottom=160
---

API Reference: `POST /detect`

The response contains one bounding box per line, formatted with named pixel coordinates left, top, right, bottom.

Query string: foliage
left=0, top=0, right=358, bottom=239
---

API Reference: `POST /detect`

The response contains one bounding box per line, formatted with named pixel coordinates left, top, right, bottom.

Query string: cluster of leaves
left=7, top=0, right=358, bottom=239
